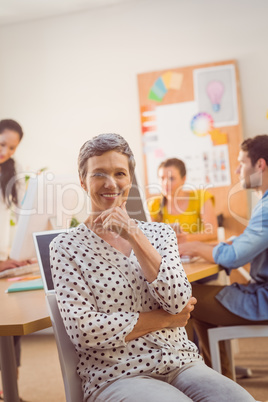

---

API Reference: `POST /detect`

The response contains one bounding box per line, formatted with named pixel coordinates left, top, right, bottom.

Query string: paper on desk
left=7, top=275, right=41, bottom=282
left=6, top=278, right=44, bottom=293
left=180, top=256, right=199, bottom=264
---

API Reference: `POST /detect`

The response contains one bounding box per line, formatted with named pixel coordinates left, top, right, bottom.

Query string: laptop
left=126, top=173, right=151, bottom=222
left=33, top=229, right=69, bottom=294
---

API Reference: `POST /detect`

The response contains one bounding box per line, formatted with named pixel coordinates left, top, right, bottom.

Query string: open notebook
left=6, top=278, right=43, bottom=293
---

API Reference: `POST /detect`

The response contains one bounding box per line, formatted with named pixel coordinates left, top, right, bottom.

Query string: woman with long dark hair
left=0, top=119, right=29, bottom=397
left=0, top=118, right=30, bottom=272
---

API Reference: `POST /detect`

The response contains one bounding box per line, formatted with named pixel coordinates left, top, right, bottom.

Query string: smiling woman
left=49, top=133, right=255, bottom=402
left=81, top=151, right=132, bottom=213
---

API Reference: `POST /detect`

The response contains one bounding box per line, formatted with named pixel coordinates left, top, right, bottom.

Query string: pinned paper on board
left=140, top=105, right=157, bottom=134
left=191, top=112, right=214, bottom=137
left=154, top=148, right=166, bottom=158
left=148, top=71, right=183, bottom=102
left=193, top=64, right=239, bottom=127
left=209, top=128, right=228, bottom=145
left=206, top=80, right=225, bottom=112
left=190, top=113, right=228, bottom=145
left=142, top=101, right=231, bottom=190
left=137, top=61, right=242, bottom=195
left=137, top=60, right=248, bottom=237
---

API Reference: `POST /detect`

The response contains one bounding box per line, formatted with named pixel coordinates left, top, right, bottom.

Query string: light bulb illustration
left=206, top=80, right=224, bottom=112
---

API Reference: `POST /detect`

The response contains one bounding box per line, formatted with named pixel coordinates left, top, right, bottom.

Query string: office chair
left=33, top=229, right=84, bottom=402
left=207, top=262, right=268, bottom=381
left=208, top=324, right=268, bottom=381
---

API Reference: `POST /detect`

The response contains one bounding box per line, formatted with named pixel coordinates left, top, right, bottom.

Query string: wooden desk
left=0, top=259, right=219, bottom=401
left=0, top=278, right=51, bottom=402
left=184, top=258, right=221, bottom=283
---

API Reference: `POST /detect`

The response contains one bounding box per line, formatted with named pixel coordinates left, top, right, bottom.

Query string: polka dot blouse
left=50, top=221, right=201, bottom=401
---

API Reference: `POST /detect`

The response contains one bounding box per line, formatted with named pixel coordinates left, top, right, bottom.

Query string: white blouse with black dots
left=50, top=221, right=202, bottom=401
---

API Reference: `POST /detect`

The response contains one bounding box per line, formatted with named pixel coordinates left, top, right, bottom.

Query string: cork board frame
left=137, top=59, right=248, bottom=237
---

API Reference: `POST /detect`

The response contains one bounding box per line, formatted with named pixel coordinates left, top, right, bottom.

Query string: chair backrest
left=46, top=293, right=84, bottom=402
left=33, top=230, right=84, bottom=402
left=208, top=324, right=268, bottom=381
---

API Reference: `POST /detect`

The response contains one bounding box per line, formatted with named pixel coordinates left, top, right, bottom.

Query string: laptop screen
left=126, top=173, right=150, bottom=222
left=33, top=230, right=65, bottom=293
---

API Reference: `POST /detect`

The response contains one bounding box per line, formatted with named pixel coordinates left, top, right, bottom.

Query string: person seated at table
left=0, top=119, right=31, bottom=390
left=147, top=158, right=218, bottom=244
left=179, top=134, right=268, bottom=378
left=50, top=133, right=254, bottom=402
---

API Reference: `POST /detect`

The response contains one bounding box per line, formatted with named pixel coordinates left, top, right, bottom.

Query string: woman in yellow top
left=147, top=158, right=218, bottom=243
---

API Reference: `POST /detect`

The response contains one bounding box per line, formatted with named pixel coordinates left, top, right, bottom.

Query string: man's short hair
left=241, top=134, right=268, bottom=166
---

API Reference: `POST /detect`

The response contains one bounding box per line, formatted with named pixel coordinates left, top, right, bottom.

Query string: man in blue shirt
left=179, top=134, right=268, bottom=377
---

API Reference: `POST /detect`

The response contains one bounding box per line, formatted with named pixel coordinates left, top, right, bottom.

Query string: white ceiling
left=0, top=0, right=133, bottom=26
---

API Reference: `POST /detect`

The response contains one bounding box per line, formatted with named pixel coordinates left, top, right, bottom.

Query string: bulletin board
left=137, top=60, right=248, bottom=237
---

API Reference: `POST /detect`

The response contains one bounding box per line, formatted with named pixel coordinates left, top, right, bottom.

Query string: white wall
left=0, top=0, right=267, bottom=183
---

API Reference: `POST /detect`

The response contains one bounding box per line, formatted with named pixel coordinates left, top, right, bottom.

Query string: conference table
left=0, top=258, right=220, bottom=402
left=184, top=258, right=221, bottom=282
left=0, top=278, right=51, bottom=402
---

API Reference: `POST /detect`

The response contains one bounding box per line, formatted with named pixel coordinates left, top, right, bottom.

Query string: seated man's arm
left=179, top=206, right=268, bottom=269
left=178, top=241, right=215, bottom=262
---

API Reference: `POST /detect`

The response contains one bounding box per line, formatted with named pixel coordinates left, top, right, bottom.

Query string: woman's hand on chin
left=93, top=201, right=137, bottom=240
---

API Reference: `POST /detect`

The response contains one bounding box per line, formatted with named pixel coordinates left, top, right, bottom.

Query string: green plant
left=69, top=217, right=80, bottom=228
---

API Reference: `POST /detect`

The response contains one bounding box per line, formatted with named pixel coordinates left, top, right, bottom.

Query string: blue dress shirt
left=213, top=190, right=268, bottom=321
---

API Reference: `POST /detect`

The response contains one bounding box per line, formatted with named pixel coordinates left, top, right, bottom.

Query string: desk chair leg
left=209, top=333, right=222, bottom=374
left=225, top=340, right=235, bottom=380
left=211, top=339, right=252, bottom=381
left=210, top=336, right=253, bottom=382
left=235, top=366, right=253, bottom=378
left=0, top=336, right=20, bottom=402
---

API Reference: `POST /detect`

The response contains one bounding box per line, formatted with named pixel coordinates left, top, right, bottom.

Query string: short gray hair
left=78, top=133, right=136, bottom=182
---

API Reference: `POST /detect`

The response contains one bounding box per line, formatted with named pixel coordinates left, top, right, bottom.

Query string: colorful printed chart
left=148, top=71, right=183, bottom=101
left=190, top=113, right=228, bottom=145
left=190, top=112, right=214, bottom=137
